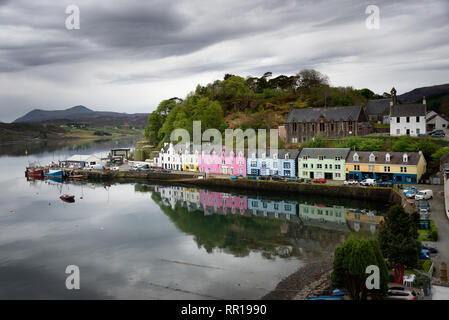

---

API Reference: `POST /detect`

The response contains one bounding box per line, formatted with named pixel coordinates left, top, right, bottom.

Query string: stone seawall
left=184, top=178, right=400, bottom=203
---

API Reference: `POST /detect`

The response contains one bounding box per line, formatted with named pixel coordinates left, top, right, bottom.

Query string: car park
left=415, top=190, right=433, bottom=200
left=344, top=179, right=358, bottom=185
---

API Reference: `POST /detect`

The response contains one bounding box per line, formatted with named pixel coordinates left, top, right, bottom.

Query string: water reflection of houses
left=199, top=190, right=247, bottom=215
left=298, top=203, right=349, bottom=232
left=346, top=209, right=385, bottom=235
left=154, top=185, right=201, bottom=211
left=247, top=197, right=300, bottom=222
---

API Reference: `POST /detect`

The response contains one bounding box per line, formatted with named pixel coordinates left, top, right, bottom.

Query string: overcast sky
left=0, top=0, right=448, bottom=122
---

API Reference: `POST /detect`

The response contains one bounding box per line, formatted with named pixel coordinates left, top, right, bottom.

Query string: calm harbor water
left=0, top=140, right=389, bottom=299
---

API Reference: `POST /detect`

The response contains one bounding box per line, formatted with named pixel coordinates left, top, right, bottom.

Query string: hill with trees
left=144, top=69, right=381, bottom=148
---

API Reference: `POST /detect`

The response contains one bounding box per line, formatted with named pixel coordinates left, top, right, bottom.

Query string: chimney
left=423, top=96, right=426, bottom=105
left=390, top=87, right=397, bottom=106
left=289, top=103, right=293, bottom=113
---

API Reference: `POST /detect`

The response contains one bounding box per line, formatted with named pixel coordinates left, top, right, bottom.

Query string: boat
left=69, top=175, right=88, bottom=179
left=60, top=194, right=75, bottom=203
left=46, top=169, right=64, bottom=178
left=27, top=169, right=44, bottom=177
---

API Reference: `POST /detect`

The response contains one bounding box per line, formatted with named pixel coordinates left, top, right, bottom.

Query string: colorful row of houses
left=154, top=143, right=427, bottom=184
left=154, top=185, right=384, bottom=234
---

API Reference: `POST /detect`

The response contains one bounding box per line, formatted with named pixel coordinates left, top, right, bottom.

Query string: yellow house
left=345, top=151, right=426, bottom=184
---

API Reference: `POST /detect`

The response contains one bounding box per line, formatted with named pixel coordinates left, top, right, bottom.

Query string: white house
left=389, top=88, right=426, bottom=137
left=426, top=111, right=449, bottom=132
left=157, top=143, right=183, bottom=171
left=181, top=143, right=201, bottom=172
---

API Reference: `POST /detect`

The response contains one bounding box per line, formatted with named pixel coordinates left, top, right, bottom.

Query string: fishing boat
left=45, top=169, right=64, bottom=178
left=60, top=194, right=75, bottom=203
left=27, top=168, right=44, bottom=177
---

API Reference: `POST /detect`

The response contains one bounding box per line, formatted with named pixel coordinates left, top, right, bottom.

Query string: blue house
left=247, top=149, right=299, bottom=178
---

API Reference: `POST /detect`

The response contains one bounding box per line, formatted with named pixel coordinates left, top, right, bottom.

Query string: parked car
left=419, top=208, right=430, bottom=219
left=386, top=289, right=417, bottom=300
left=161, top=169, right=171, bottom=173
left=360, top=178, right=376, bottom=186
left=430, top=130, right=445, bottom=138
left=415, top=190, right=433, bottom=200
left=418, top=200, right=430, bottom=212
left=420, top=249, right=431, bottom=260
left=286, top=177, right=298, bottom=182
left=404, top=186, right=420, bottom=196
left=406, top=190, right=419, bottom=199
left=344, top=179, right=358, bottom=185
left=271, top=175, right=283, bottom=181
left=421, top=243, right=438, bottom=254
left=312, top=178, right=326, bottom=184
left=377, top=181, right=393, bottom=187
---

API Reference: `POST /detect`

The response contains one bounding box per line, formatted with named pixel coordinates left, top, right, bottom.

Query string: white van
left=360, top=178, right=376, bottom=186
left=415, top=190, right=433, bottom=200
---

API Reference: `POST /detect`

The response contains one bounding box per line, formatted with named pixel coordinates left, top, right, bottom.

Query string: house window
left=251, top=161, right=257, bottom=167
left=416, top=116, right=420, bottom=122
left=384, top=166, right=390, bottom=172
left=416, top=129, right=420, bottom=135
left=284, top=204, right=292, bottom=211
left=319, top=156, right=324, bottom=160
left=335, top=165, right=341, bottom=170
left=403, top=154, right=408, bottom=163
left=401, top=167, right=407, bottom=173
left=303, top=156, right=308, bottom=160
left=261, top=162, right=267, bottom=168
left=396, top=129, right=400, bottom=135
left=273, top=162, right=278, bottom=168
left=335, top=157, right=342, bottom=161
left=386, top=153, right=390, bottom=162
left=317, top=164, right=322, bottom=169
left=329, top=164, right=332, bottom=169
left=354, top=165, right=360, bottom=171
left=335, top=173, right=341, bottom=178
left=293, top=123, right=297, bottom=132
left=284, top=162, right=291, bottom=169
left=274, top=204, right=279, bottom=210
left=238, top=169, right=243, bottom=174
left=303, top=171, right=308, bottom=176
left=320, top=123, right=325, bottom=131
left=238, top=161, right=243, bottom=165
left=369, top=153, right=375, bottom=162
left=369, top=165, right=375, bottom=171
left=284, top=170, right=291, bottom=176
left=303, top=163, right=308, bottom=168
left=353, top=153, right=359, bottom=162
left=396, top=117, right=400, bottom=123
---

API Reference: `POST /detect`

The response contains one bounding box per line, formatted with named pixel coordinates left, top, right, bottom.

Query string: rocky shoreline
left=261, top=257, right=334, bottom=300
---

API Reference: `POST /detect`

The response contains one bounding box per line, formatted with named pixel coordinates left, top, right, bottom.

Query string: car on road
left=404, top=186, right=420, bottom=196
left=430, top=129, right=445, bottom=138
left=418, top=200, right=430, bottom=212
left=421, top=243, right=438, bottom=254
left=386, top=289, right=417, bottom=300
left=360, top=178, right=376, bottom=186
left=344, top=179, right=358, bottom=185
left=312, top=178, right=326, bottom=184
left=415, top=190, right=433, bottom=200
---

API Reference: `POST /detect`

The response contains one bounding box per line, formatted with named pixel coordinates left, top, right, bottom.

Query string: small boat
left=60, top=194, right=75, bottom=203
left=27, top=169, right=44, bottom=177
left=69, top=175, right=87, bottom=179
left=46, top=169, right=64, bottom=177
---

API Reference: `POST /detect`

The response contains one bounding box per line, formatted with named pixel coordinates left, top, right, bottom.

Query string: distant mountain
left=398, top=83, right=449, bottom=104
left=13, top=105, right=150, bottom=128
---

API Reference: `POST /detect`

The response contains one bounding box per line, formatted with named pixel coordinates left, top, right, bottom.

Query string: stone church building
left=285, top=105, right=370, bottom=143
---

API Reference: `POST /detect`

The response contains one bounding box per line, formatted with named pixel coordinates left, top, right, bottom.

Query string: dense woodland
left=144, top=69, right=382, bottom=148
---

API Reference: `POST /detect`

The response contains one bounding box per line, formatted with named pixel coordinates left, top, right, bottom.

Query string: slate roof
left=390, top=104, right=426, bottom=117
left=365, top=99, right=390, bottom=116
left=346, top=151, right=422, bottom=165
left=278, top=149, right=300, bottom=159
left=299, top=148, right=350, bottom=159
left=285, top=106, right=364, bottom=123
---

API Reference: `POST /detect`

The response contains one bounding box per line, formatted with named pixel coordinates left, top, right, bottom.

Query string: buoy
left=80, top=196, right=83, bottom=199
left=9, top=210, right=14, bottom=213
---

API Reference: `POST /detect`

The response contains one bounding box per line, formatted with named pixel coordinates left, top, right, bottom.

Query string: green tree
left=377, top=205, right=421, bottom=268
left=331, top=237, right=389, bottom=300
left=391, top=136, right=417, bottom=152
left=303, top=135, right=326, bottom=148
left=297, top=69, right=329, bottom=89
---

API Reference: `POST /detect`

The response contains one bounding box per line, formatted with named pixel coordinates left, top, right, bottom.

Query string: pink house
left=199, top=148, right=246, bottom=176
left=199, top=190, right=248, bottom=215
